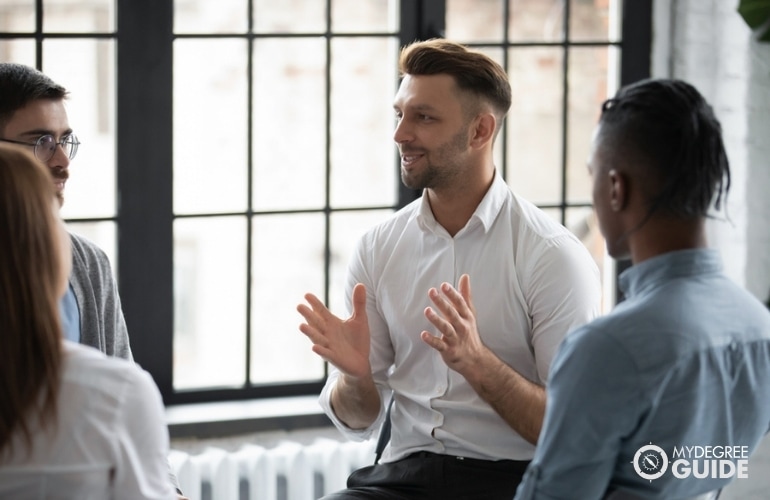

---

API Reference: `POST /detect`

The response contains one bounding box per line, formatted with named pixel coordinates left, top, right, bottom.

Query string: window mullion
left=116, top=0, right=175, bottom=402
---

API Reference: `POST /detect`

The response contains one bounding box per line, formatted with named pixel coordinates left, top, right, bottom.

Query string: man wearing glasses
left=0, top=63, right=128, bottom=358
left=0, top=63, right=187, bottom=499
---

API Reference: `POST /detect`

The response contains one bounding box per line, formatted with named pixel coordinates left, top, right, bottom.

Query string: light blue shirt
left=59, top=282, right=81, bottom=343
left=515, top=249, right=770, bottom=500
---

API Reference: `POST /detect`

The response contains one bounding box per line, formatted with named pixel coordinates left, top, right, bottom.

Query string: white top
left=0, top=342, right=176, bottom=500
left=320, top=172, right=602, bottom=461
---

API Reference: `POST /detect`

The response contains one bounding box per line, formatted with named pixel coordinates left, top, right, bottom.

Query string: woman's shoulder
left=61, top=341, right=158, bottom=399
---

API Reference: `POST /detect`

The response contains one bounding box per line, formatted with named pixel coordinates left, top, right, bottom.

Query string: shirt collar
left=618, top=248, right=723, bottom=299
left=415, top=171, right=508, bottom=235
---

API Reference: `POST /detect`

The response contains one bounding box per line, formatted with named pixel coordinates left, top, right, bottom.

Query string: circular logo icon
left=633, top=443, right=668, bottom=481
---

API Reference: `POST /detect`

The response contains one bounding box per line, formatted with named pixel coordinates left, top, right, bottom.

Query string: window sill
left=165, top=395, right=332, bottom=439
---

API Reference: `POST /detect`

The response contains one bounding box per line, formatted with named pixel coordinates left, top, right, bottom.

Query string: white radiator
left=169, top=437, right=376, bottom=500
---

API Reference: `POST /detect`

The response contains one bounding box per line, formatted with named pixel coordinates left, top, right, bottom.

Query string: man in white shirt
left=297, top=39, right=601, bottom=499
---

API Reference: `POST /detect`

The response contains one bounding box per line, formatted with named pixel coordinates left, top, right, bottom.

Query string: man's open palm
left=297, top=283, right=371, bottom=378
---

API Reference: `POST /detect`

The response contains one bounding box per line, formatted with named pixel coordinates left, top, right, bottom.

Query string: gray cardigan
left=69, top=232, right=181, bottom=493
left=69, top=232, right=133, bottom=361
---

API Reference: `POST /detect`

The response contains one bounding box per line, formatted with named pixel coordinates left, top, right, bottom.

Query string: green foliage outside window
left=738, top=0, right=770, bottom=42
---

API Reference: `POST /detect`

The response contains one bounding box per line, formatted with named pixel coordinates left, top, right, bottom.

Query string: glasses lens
left=64, top=135, right=79, bottom=160
left=35, top=135, right=57, bottom=162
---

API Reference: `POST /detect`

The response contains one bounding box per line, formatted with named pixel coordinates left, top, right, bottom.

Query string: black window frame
left=2, top=0, right=651, bottom=406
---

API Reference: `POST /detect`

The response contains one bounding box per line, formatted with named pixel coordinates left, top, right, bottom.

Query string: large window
left=0, top=0, right=118, bottom=263
left=170, top=0, right=400, bottom=394
left=0, top=0, right=650, bottom=405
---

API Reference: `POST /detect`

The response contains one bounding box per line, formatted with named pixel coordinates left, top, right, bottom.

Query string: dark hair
left=0, top=63, right=68, bottom=132
left=0, top=144, right=63, bottom=457
left=399, top=39, right=512, bottom=120
left=598, top=78, right=730, bottom=219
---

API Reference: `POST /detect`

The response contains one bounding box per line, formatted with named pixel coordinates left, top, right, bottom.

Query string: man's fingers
left=299, top=322, right=330, bottom=346
left=303, top=292, right=330, bottom=314
left=439, top=282, right=473, bottom=318
left=311, top=343, right=335, bottom=361
left=424, top=306, right=456, bottom=341
left=297, top=303, right=327, bottom=332
left=420, top=330, right=445, bottom=351
left=429, top=287, right=464, bottom=324
left=458, top=274, right=473, bottom=304
left=351, top=283, right=367, bottom=318
left=296, top=303, right=313, bottom=321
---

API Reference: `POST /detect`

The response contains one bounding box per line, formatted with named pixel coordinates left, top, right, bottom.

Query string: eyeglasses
left=0, top=134, right=80, bottom=162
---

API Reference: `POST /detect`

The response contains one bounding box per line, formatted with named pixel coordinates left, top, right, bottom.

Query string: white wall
left=652, top=2, right=770, bottom=498
left=653, top=0, right=770, bottom=303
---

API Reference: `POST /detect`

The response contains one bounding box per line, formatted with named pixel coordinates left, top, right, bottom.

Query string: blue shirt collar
left=59, top=282, right=81, bottom=343
left=618, top=248, right=723, bottom=299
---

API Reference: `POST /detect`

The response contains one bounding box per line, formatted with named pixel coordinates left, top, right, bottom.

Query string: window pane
left=43, top=0, right=114, bottom=33
left=66, top=221, right=117, bottom=275
left=174, top=0, right=247, bottom=34
left=566, top=206, right=595, bottom=247
left=566, top=206, right=609, bottom=312
left=0, top=1, right=35, bottom=32
left=330, top=37, right=398, bottom=209
left=250, top=213, right=325, bottom=384
left=332, top=0, right=399, bottom=33
left=567, top=46, right=612, bottom=204
left=505, top=47, right=564, bottom=205
left=540, top=207, right=562, bottom=224
left=0, top=39, right=35, bottom=65
left=45, top=39, right=116, bottom=220
left=446, top=0, right=504, bottom=43
left=174, top=216, right=247, bottom=390
left=254, top=0, right=326, bottom=33
left=253, top=38, right=326, bottom=211
left=509, top=0, right=564, bottom=42
left=174, top=39, right=248, bottom=215
left=329, top=210, right=393, bottom=314
left=570, top=0, right=619, bottom=42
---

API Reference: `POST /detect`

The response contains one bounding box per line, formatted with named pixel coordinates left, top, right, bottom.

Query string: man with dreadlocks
left=514, top=79, right=770, bottom=500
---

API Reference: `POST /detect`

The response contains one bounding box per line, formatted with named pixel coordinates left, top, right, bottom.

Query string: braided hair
left=598, top=78, right=730, bottom=220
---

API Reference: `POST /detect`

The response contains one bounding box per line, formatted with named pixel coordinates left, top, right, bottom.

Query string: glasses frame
left=0, top=133, right=80, bottom=162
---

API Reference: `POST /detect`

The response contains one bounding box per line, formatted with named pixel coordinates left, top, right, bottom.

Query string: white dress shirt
left=0, top=341, right=176, bottom=500
left=319, top=172, right=601, bottom=462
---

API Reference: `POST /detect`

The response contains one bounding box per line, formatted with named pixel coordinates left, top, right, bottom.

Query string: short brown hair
left=398, top=39, right=512, bottom=119
left=0, top=63, right=68, bottom=133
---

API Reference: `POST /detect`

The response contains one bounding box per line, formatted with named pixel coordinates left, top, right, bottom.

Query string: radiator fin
left=171, top=437, right=376, bottom=500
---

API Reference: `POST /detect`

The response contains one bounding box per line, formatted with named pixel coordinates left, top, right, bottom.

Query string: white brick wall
left=652, top=2, right=770, bottom=498
left=653, top=0, right=770, bottom=303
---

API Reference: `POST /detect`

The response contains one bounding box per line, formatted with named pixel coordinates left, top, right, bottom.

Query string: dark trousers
left=320, top=451, right=530, bottom=500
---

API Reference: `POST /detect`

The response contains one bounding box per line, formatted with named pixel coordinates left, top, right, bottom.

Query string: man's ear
left=469, top=112, right=496, bottom=149
left=608, top=169, right=627, bottom=212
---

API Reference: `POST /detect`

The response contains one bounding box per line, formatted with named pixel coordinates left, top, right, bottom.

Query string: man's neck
left=426, top=167, right=495, bottom=237
left=629, top=217, right=707, bottom=264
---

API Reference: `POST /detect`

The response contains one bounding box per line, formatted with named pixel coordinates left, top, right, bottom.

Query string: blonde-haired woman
left=0, top=144, right=176, bottom=499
